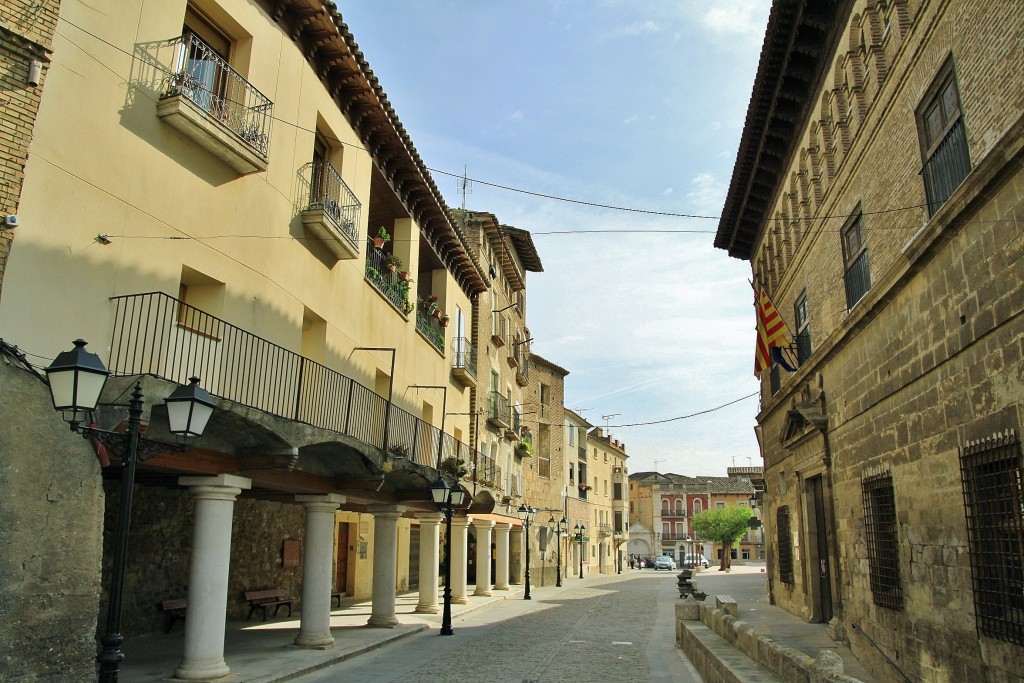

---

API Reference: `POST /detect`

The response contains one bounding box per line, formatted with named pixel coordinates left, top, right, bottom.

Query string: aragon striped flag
left=753, top=284, right=791, bottom=376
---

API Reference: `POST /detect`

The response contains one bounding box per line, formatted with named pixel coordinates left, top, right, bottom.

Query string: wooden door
left=336, top=522, right=349, bottom=594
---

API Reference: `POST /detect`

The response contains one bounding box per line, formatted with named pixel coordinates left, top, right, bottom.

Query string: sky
left=340, top=1, right=773, bottom=476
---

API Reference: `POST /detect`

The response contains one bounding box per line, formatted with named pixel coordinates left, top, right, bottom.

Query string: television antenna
left=458, top=165, right=472, bottom=210
left=653, top=458, right=665, bottom=473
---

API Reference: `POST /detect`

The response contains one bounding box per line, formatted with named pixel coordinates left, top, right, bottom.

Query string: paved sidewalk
left=121, top=588, right=524, bottom=682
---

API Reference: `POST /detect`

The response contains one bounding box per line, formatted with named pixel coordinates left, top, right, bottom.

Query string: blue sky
left=341, top=1, right=772, bottom=475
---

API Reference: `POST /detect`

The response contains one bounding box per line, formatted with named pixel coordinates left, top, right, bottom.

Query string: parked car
left=653, top=556, right=674, bottom=570
left=683, top=554, right=710, bottom=569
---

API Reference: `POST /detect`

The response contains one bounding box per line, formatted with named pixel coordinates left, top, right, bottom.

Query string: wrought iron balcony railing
left=415, top=307, right=445, bottom=352
left=303, top=160, right=361, bottom=247
left=488, top=391, right=510, bottom=428
left=365, top=240, right=413, bottom=315
left=161, top=31, right=273, bottom=157
left=451, top=336, right=476, bottom=379
left=108, top=292, right=468, bottom=472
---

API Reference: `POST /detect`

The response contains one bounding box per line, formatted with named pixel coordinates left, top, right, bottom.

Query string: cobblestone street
left=294, top=571, right=702, bottom=683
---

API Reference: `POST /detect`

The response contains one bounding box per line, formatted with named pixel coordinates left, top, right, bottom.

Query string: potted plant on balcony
left=383, top=253, right=402, bottom=272
left=514, top=440, right=533, bottom=457
left=398, top=271, right=412, bottom=282
left=440, top=456, right=469, bottom=483
left=579, top=483, right=592, bottom=491
left=373, top=226, right=390, bottom=248
left=438, top=313, right=450, bottom=327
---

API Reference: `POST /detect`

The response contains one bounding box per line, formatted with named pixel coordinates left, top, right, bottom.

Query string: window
left=770, top=363, right=781, bottom=396
left=862, top=471, right=903, bottom=610
left=568, top=425, right=575, bottom=446
left=613, top=483, right=622, bottom=500
left=960, top=430, right=1024, bottom=645
left=794, top=290, right=811, bottom=364
left=569, top=462, right=574, bottom=483
left=841, top=211, right=871, bottom=309
left=918, top=60, right=970, bottom=216
left=662, top=499, right=669, bottom=513
left=777, top=506, right=795, bottom=584
left=537, top=423, right=550, bottom=478
left=693, top=499, right=702, bottom=515
left=675, top=500, right=683, bottom=515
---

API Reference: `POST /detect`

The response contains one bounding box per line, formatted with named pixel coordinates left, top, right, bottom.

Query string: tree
left=690, top=505, right=753, bottom=571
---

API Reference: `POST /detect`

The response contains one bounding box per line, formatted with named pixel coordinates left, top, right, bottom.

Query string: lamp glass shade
left=45, top=339, right=109, bottom=422
left=430, top=476, right=449, bottom=506
left=517, top=503, right=529, bottom=521
left=449, top=484, right=466, bottom=507
left=547, top=515, right=556, bottom=532
left=165, top=377, right=214, bottom=437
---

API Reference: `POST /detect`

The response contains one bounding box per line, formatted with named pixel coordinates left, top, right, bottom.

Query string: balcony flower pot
left=439, top=314, right=450, bottom=327
left=373, top=226, right=390, bottom=248
left=383, top=254, right=402, bottom=272
left=398, top=271, right=412, bottom=281
left=432, top=308, right=443, bottom=320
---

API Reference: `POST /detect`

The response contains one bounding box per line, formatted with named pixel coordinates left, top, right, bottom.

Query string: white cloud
left=662, top=187, right=673, bottom=196
left=509, top=111, right=524, bottom=122
left=710, top=121, right=722, bottom=130
left=623, top=114, right=640, bottom=125
left=700, top=0, right=768, bottom=39
left=686, top=172, right=726, bottom=214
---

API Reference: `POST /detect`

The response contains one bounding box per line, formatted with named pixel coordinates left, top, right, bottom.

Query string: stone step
left=679, top=620, right=784, bottom=683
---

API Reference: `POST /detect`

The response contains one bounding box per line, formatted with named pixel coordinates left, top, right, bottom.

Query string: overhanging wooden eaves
left=714, top=0, right=855, bottom=262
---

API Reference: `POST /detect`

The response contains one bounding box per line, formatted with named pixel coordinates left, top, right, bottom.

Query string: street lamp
left=45, top=340, right=213, bottom=682
left=547, top=515, right=568, bottom=587
left=574, top=523, right=586, bottom=579
left=517, top=503, right=536, bottom=599
left=430, top=475, right=466, bottom=636
left=614, top=532, right=622, bottom=574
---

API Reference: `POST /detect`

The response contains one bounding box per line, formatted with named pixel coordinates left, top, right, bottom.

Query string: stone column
left=415, top=512, right=442, bottom=614
left=472, top=518, right=495, bottom=596
left=367, top=505, right=405, bottom=627
left=510, top=525, right=525, bottom=585
left=450, top=516, right=470, bottom=604
left=493, top=522, right=511, bottom=590
left=174, top=474, right=251, bottom=681
left=295, top=494, right=345, bottom=647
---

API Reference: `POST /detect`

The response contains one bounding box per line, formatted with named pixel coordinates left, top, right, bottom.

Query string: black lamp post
left=430, top=475, right=466, bottom=636
left=517, top=503, right=536, bottom=599
left=614, top=533, right=622, bottom=574
left=45, top=340, right=213, bottom=683
left=547, top=515, right=567, bottom=588
left=574, top=523, right=586, bottom=579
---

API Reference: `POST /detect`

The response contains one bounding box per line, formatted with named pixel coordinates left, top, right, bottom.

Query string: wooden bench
left=243, top=589, right=294, bottom=622
left=159, top=599, right=187, bottom=633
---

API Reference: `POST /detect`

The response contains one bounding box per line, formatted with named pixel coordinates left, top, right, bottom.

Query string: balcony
left=922, top=116, right=971, bottom=216
left=300, top=161, right=361, bottom=261
left=598, top=524, right=613, bottom=537
left=415, top=307, right=445, bottom=354
left=473, top=449, right=502, bottom=490
left=365, top=241, right=413, bottom=316
left=515, top=351, right=529, bottom=387
left=157, top=32, right=272, bottom=174
left=451, top=337, right=477, bottom=387
left=578, top=445, right=588, bottom=461
left=487, top=391, right=511, bottom=429
left=106, top=292, right=485, bottom=474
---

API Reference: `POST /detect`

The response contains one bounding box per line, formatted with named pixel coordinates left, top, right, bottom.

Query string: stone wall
left=0, top=356, right=103, bottom=682
left=749, top=1, right=1024, bottom=681
left=110, top=486, right=306, bottom=634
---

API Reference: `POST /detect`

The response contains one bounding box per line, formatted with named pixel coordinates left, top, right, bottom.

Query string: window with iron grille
left=960, top=430, right=1024, bottom=645
left=777, top=505, right=795, bottom=584
left=794, top=290, right=811, bottom=364
left=841, top=211, right=871, bottom=309
left=918, top=59, right=971, bottom=216
left=862, top=472, right=903, bottom=609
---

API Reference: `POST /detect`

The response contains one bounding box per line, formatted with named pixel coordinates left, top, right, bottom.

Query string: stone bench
left=715, top=594, right=739, bottom=617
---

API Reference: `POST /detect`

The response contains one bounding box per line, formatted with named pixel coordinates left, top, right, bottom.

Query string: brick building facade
left=716, top=1, right=1024, bottom=680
